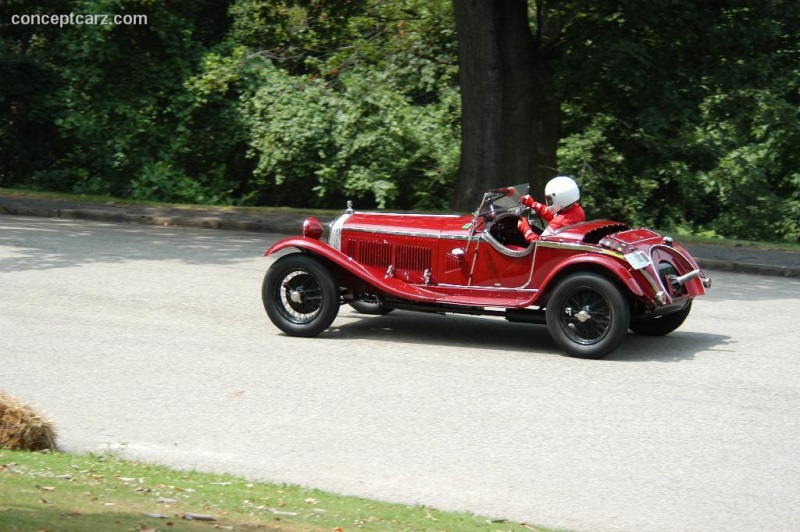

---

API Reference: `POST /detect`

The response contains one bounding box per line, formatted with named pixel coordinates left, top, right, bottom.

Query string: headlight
left=302, top=217, right=324, bottom=240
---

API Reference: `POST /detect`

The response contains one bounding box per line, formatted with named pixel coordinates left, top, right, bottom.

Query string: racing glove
left=521, top=194, right=545, bottom=212
left=518, top=217, right=537, bottom=242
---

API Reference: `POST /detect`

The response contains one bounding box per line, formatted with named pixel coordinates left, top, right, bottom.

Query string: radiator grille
left=348, top=239, right=432, bottom=272
left=353, top=240, right=392, bottom=268
left=395, top=244, right=432, bottom=272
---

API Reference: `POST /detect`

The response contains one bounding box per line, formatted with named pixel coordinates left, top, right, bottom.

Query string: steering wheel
left=517, top=200, right=546, bottom=236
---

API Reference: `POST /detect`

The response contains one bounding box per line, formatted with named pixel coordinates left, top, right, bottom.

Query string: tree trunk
left=450, top=0, right=559, bottom=212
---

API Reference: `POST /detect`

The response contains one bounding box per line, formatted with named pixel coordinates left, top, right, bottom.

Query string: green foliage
left=694, top=84, right=800, bottom=241
left=227, top=0, right=368, bottom=75
left=240, top=60, right=459, bottom=209
left=217, top=0, right=460, bottom=209
left=554, top=0, right=800, bottom=241
left=1, top=0, right=798, bottom=240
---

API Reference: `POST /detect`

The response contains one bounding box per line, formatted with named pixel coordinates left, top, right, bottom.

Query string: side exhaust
left=670, top=269, right=712, bottom=289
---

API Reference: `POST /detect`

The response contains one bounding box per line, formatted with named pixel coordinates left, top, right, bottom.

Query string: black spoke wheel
left=546, top=273, right=630, bottom=359
left=263, top=254, right=340, bottom=337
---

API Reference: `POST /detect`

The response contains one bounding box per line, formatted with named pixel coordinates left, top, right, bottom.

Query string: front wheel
left=263, top=253, right=340, bottom=337
left=545, top=273, right=630, bottom=359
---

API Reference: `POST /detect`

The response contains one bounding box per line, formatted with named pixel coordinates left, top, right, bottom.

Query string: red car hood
left=343, top=212, right=473, bottom=236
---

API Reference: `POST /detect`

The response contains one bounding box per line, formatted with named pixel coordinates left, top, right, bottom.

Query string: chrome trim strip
left=436, top=283, right=538, bottom=293
left=638, top=267, right=664, bottom=303
left=534, top=240, right=599, bottom=253
left=328, top=212, right=352, bottom=250
left=352, top=212, right=462, bottom=218
left=342, top=226, right=471, bottom=240
left=480, top=232, right=535, bottom=258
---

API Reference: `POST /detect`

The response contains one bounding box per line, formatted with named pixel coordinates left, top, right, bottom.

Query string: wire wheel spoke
left=560, top=288, right=612, bottom=345
left=277, top=270, right=323, bottom=323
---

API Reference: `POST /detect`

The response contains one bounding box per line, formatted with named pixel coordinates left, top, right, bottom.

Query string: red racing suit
left=519, top=200, right=586, bottom=243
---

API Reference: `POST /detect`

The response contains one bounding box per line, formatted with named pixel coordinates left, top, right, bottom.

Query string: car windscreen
left=478, top=183, right=530, bottom=216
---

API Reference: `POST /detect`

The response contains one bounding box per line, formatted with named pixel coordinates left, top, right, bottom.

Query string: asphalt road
left=2, top=215, right=799, bottom=532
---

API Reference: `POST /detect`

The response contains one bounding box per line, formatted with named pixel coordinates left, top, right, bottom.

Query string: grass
left=0, top=450, right=557, bottom=532
left=1, top=186, right=797, bottom=252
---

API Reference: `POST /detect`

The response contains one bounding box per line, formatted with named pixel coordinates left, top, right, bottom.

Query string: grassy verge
left=0, top=187, right=342, bottom=217
left=0, top=450, right=555, bottom=532
left=659, top=227, right=800, bottom=252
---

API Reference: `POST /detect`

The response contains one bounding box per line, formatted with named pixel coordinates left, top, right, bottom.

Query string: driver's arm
left=521, top=195, right=554, bottom=222
left=518, top=218, right=539, bottom=243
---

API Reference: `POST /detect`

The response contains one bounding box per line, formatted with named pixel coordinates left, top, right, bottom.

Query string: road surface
left=2, top=216, right=799, bottom=531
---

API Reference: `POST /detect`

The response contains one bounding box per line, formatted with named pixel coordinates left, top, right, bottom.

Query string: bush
left=0, top=392, right=57, bottom=452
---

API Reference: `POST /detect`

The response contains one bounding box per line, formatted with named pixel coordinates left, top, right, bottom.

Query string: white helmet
left=544, top=176, right=580, bottom=213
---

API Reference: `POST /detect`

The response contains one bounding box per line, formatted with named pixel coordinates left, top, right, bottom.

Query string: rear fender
left=265, top=237, right=441, bottom=303
left=651, top=243, right=707, bottom=297
left=534, top=253, right=651, bottom=304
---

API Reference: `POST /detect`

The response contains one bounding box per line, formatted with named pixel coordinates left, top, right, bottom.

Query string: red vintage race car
left=262, top=184, right=712, bottom=359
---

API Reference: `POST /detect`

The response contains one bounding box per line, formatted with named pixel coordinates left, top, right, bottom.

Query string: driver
left=518, top=176, right=585, bottom=242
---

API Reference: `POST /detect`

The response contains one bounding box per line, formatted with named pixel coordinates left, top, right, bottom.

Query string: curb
left=2, top=198, right=799, bottom=278
left=0, top=203, right=304, bottom=235
left=693, top=258, right=798, bottom=278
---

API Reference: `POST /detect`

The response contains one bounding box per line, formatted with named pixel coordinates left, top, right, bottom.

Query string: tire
left=349, top=299, right=394, bottom=315
left=262, top=253, right=340, bottom=337
left=630, top=300, right=692, bottom=336
left=545, top=272, right=630, bottom=359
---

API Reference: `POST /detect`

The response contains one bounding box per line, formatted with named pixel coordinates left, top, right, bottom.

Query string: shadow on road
left=317, top=310, right=732, bottom=362
left=607, top=330, right=734, bottom=362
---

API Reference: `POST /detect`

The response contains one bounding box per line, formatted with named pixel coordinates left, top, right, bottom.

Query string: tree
left=451, top=0, right=559, bottom=211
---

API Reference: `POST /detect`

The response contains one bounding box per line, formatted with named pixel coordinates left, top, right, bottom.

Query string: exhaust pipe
left=675, top=269, right=701, bottom=285
left=670, top=269, right=712, bottom=289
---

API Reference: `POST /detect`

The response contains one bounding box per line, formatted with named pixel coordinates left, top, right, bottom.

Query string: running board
left=381, top=299, right=546, bottom=324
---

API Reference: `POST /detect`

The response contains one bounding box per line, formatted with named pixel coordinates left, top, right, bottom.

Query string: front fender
left=265, top=236, right=333, bottom=258
left=264, top=237, right=443, bottom=303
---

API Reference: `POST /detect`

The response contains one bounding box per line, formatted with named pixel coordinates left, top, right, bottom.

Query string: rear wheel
left=545, top=273, right=630, bottom=359
left=263, top=254, right=340, bottom=337
left=630, top=301, right=692, bottom=336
